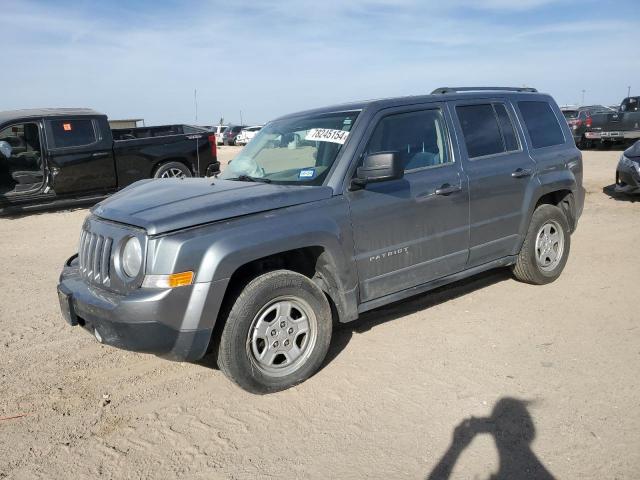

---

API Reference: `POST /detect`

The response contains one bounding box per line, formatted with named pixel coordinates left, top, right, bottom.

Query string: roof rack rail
left=431, top=87, right=538, bottom=94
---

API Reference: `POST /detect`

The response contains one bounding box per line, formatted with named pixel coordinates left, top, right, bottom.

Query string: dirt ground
left=1, top=148, right=638, bottom=479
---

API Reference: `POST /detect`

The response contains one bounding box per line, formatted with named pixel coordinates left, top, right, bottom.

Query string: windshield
left=219, top=111, right=359, bottom=185
left=562, top=110, right=578, bottom=119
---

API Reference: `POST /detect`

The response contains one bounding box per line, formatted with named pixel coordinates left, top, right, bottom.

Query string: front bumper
left=615, top=156, right=640, bottom=194
left=57, top=255, right=213, bottom=361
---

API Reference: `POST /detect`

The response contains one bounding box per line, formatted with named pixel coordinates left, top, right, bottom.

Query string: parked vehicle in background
left=236, top=125, right=263, bottom=145
left=58, top=87, right=584, bottom=393
left=0, top=108, right=219, bottom=215
left=561, top=106, right=580, bottom=125
left=222, top=125, right=247, bottom=146
left=589, top=97, right=640, bottom=147
left=213, top=125, right=228, bottom=145
left=615, top=140, right=640, bottom=195
left=563, top=105, right=615, bottom=149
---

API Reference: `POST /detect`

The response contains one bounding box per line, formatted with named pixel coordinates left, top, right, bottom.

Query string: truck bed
left=112, top=124, right=210, bottom=141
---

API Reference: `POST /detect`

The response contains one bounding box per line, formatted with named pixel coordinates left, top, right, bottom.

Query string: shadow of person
left=427, top=397, right=555, bottom=480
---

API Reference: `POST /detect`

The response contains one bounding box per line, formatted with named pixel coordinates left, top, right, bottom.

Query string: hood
left=92, top=178, right=333, bottom=235
left=623, top=140, right=640, bottom=159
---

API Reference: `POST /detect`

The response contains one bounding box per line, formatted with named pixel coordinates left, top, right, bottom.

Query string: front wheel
left=217, top=270, right=333, bottom=394
left=512, top=204, right=571, bottom=285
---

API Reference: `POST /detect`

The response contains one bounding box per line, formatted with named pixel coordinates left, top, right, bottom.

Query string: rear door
left=450, top=98, right=537, bottom=266
left=45, top=116, right=117, bottom=195
left=347, top=103, right=470, bottom=302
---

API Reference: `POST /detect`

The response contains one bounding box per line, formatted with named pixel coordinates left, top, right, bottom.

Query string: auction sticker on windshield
left=305, top=128, right=349, bottom=144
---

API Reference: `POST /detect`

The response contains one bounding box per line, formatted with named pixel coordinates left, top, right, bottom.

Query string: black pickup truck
left=587, top=96, right=640, bottom=146
left=0, top=108, right=219, bottom=214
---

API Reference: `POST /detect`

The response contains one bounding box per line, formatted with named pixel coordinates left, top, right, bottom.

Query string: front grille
left=78, top=229, right=113, bottom=287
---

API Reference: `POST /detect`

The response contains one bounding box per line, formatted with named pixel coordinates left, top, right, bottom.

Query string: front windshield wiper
left=229, top=174, right=272, bottom=183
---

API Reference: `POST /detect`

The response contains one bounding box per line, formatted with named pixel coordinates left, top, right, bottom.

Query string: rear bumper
left=584, top=131, right=602, bottom=140
left=601, top=130, right=640, bottom=140
left=57, top=255, right=212, bottom=361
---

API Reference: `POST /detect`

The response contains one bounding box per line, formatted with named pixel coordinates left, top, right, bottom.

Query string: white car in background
left=236, top=125, right=263, bottom=145
left=213, top=125, right=228, bottom=145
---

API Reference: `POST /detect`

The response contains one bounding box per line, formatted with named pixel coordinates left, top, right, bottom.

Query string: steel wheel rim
left=160, top=167, right=186, bottom=178
left=535, top=220, right=564, bottom=272
left=246, top=296, right=317, bottom=377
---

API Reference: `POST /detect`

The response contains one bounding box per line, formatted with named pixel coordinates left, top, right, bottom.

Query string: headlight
left=122, top=237, right=142, bottom=278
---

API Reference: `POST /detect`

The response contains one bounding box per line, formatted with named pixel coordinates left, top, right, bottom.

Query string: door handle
left=92, top=152, right=110, bottom=159
left=434, top=184, right=462, bottom=196
left=511, top=168, right=533, bottom=178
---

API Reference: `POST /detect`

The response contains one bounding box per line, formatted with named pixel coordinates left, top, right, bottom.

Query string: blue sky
left=1, top=0, right=638, bottom=125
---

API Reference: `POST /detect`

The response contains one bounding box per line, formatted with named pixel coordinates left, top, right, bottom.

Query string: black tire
left=217, top=270, right=333, bottom=394
left=153, top=161, right=192, bottom=179
left=576, top=136, right=587, bottom=150
left=512, top=204, right=571, bottom=285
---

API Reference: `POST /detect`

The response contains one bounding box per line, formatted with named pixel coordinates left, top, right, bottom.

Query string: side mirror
left=0, top=140, right=12, bottom=159
left=352, top=151, right=403, bottom=188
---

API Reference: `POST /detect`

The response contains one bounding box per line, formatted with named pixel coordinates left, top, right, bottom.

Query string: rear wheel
left=577, top=136, right=591, bottom=150
left=512, top=204, right=571, bottom=285
left=154, top=161, right=192, bottom=179
left=217, top=270, right=333, bottom=394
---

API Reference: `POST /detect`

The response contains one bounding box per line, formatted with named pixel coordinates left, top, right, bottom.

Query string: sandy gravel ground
left=1, top=149, right=638, bottom=479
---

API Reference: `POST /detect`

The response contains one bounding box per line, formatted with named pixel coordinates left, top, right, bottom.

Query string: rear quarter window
left=48, top=119, right=97, bottom=149
left=518, top=101, right=565, bottom=149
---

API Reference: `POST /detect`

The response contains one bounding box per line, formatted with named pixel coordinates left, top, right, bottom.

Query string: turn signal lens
left=168, top=271, right=194, bottom=287
left=142, top=271, right=194, bottom=289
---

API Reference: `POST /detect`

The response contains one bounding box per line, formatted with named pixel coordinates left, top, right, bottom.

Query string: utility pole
left=194, top=89, right=198, bottom=123
left=628, top=86, right=631, bottom=98
left=239, top=110, right=243, bottom=125
left=581, top=89, right=585, bottom=105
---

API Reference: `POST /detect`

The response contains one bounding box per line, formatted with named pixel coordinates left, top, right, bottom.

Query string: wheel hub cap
left=247, top=297, right=317, bottom=377
left=161, top=168, right=186, bottom=178
left=534, top=221, right=564, bottom=272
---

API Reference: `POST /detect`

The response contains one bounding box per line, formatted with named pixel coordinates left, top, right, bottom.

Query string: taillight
left=585, top=116, right=592, bottom=128
left=208, top=134, right=217, bottom=158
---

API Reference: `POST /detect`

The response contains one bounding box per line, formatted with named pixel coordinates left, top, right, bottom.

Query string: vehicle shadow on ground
left=0, top=203, right=96, bottom=219
left=426, top=397, right=555, bottom=479
left=323, top=268, right=512, bottom=368
left=602, top=184, right=638, bottom=202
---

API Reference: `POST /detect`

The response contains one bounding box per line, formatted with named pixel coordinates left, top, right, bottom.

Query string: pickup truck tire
left=512, top=204, right=571, bottom=285
left=217, top=270, right=333, bottom=394
left=153, top=161, right=192, bottom=179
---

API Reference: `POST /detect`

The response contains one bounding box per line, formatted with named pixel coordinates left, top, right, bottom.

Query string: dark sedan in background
left=616, top=140, right=640, bottom=195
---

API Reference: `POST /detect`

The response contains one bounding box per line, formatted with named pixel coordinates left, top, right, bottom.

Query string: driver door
left=347, top=105, right=470, bottom=302
left=0, top=122, right=46, bottom=202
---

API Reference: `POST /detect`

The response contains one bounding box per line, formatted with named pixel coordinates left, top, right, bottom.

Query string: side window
left=456, top=104, right=504, bottom=158
left=48, top=119, right=97, bottom=149
left=493, top=103, right=519, bottom=152
left=518, top=101, right=565, bottom=149
left=366, top=109, right=451, bottom=172
left=621, top=97, right=639, bottom=112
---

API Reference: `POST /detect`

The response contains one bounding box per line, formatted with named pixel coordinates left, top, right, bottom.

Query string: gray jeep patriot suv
left=58, top=87, right=584, bottom=393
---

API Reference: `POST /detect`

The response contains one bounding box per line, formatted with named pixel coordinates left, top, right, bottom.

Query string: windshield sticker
left=305, top=128, right=349, bottom=144
left=298, top=168, right=316, bottom=179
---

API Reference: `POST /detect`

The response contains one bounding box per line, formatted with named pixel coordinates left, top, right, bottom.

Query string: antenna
left=194, top=88, right=198, bottom=123
left=628, top=86, right=631, bottom=98
left=239, top=110, right=243, bottom=125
